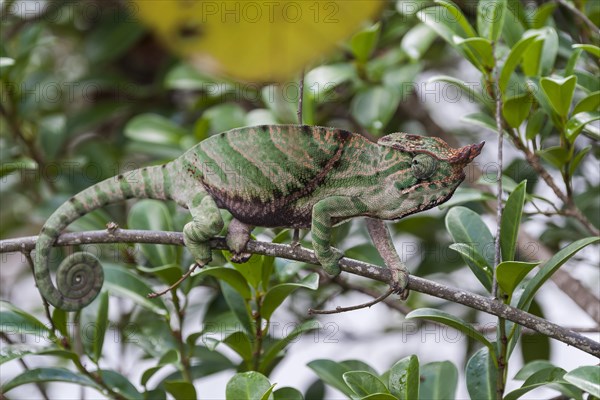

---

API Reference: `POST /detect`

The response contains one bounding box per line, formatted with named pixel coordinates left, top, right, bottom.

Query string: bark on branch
left=1, top=229, right=598, bottom=357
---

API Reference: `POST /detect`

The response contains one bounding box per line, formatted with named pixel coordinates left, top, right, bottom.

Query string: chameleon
left=33, top=124, right=483, bottom=311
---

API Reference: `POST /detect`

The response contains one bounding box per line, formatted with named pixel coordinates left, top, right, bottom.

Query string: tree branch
left=1, top=229, right=599, bottom=357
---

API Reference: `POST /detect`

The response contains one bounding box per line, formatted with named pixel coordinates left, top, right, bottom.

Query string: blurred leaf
left=525, top=108, right=547, bottom=140
left=433, top=0, right=478, bottom=37
left=307, top=359, right=355, bottom=398
left=514, top=360, right=556, bottom=380
left=428, top=76, right=493, bottom=110
left=97, top=370, right=143, bottom=400
left=104, top=263, right=168, bottom=315
left=569, top=146, right=591, bottom=176
left=453, top=36, right=494, bottom=71
left=164, top=63, right=211, bottom=90
left=80, top=291, right=109, bottom=363
left=138, top=264, right=183, bottom=286
left=193, top=266, right=251, bottom=299
left=222, top=331, right=253, bottom=362
left=125, top=114, right=188, bottom=146
left=407, top=308, right=493, bottom=350
left=0, top=345, right=76, bottom=365
left=85, top=16, right=145, bottom=63
left=259, top=321, right=319, bottom=372
left=438, top=188, right=495, bottom=209
left=419, top=361, right=458, bottom=400
left=273, top=387, right=304, bottom=400
left=388, top=355, right=419, bottom=400
left=462, top=112, right=506, bottom=134
left=304, top=63, right=356, bottom=104
left=164, top=380, right=197, bottom=400
left=564, top=366, right=600, bottom=397
left=226, top=371, right=273, bottom=400
left=1, top=367, right=101, bottom=393
left=400, top=24, right=437, bottom=61
left=203, top=103, right=247, bottom=134
left=517, top=237, right=600, bottom=311
left=0, top=301, right=50, bottom=336
left=537, top=146, right=570, bottom=169
left=128, top=200, right=175, bottom=266
left=351, top=23, right=381, bottom=63
left=520, top=300, right=550, bottom=364
left=572, top=91, right=600, bottom=115
left=343, top=371, right=389, bottom=397
left=530, top=2, right=557, bottom=28
left=466, top=347, right=497, bottom=400
left=497, top=261, right=539, bottom=298
left=565, top=112, right=600, bottom=142
left=221, top=281, right=253, bottom=336
left=351, top=86, right=400, bottom=134
left=304, top=379, right=325, bottom=400
left=261, top=273, right=319, bottom=320
left=540, top=75, right=577, bottom=118
left=503, top=93, right=531, bottom=128
left=500, top=180, right=526, bottom=261
left=477, top=0, right=507, bottom=41
left=573, top=44, right=600, bottom=58
left=449, top=243, right=493, bottom=291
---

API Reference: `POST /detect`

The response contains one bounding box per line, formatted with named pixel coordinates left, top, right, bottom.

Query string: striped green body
left=34, top=124, right=483, bottom=310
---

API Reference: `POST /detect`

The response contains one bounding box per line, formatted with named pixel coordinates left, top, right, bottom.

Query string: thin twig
left=147, top=263, right=200, bottom=298
left=2, top=229, right=599, bottom=357
left=23, top=251, right=57, bottom=334
left=308, top=288, right=395, bottom=315
left=556, top=0, right=600, bottom=37
left=293, top=70, right=305, bottom=245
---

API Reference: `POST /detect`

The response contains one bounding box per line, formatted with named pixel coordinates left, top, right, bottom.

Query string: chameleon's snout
left=458, top=141, right=485, bottom=163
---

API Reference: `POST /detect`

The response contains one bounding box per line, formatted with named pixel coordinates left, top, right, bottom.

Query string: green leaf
left=500, top=180, right=527, bottom=261
left=517, top=237, right=600, bottom=311
left=452, top=36, right=495, bottom=71
left=261, top=273, right=319, bottom=320
left=125, top=114, right=188, bottom=146
left=0, top=57, right=15, bottom=68
left=351, top=23, right=381, bottom=63
left=307, top=359, right=355, bottom=398
left=0, top=345, right=77, bottom=365
left=80, top=291, right=109, bottom=363
left=103, top=264, right=168, bottom=315
left=128, top=200, right=175, bottom=267
left=222, top=331, right=253, bottom=362
left=448, top=243, right=493, bottom=291
left=97, top=370, right=143, bottom=400
left=360, top=394, right=397, bottom=400
left=419, top=361, right=458, bottom=400
left=520, top=300, right=550, bottom=364
left=406, top=308, right=494, bottom=350
left=540, top=75, right=577, bottom=118
left=220, top=281, right=254, bottom=336
left=530, top=2, right=557, bottom=28
left=565, top=112, right=600, bottom=142
left=477, top=0, right=507, bottom=41
left=304, top=63, right=356, bottom=104
left=138, top=264, right=182, bottom=286
left=259, top=320, right=320, bottom=373
left=537, top=146, right=570, bottom=169
left=573, top=44, right=600, bottom=58
left=572, top=91, right=600, bottom=115
left=499, top=33, right=540, bottom=94
left=503, top=94, right=532, bottom=128
left=427, top=76, right=493, bottom=110
left=192, top=266, right=252, bottom=299
left=227, top=253, right=265, bottom=290
left=433, top=0, right=478, bottom=37
left=526, top=108, right=547, bottom=140
left=564, top=366, right=600, bottom=397
left=497, top=261, right=540, bottom=297
left=569, top=146, right=591, bottom=176
left=164, top=380, right=197, bottom=400
left=466, top=347, right=497, bottom=400
left=273, top=387, right=304, bottom=400
left=343, top=371, right=390, bottom=397
left=1, top=367, right=101, bottom=393
left=388, top=355, right=419, bottom=400
left=514, top=360, right=555, bottom=380
left=226, top=371, right=273, bottom=400
left=437, top=188, right=495, bottom=209
left=504, top=368, right=581, bottom=400
left=351, top=86, right=401, bottom=134
left=0, top=301, right=50, bottom=336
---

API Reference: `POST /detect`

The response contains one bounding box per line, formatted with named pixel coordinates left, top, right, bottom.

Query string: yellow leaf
left=130, top=0, right=383, bottom=82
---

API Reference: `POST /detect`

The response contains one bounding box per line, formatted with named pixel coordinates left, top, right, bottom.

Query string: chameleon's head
left=378, top=133, right=484, bottom=217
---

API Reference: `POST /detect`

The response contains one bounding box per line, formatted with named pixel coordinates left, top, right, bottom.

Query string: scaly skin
left=34, top=125, right=483, bottom=310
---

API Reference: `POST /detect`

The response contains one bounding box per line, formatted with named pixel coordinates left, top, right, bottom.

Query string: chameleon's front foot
left=316, top=247, right=344, bottom=276
left=389, top=266, right=410, bottom=300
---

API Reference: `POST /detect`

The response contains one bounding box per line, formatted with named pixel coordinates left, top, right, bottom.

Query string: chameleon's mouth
left=457, top=141, right=485, bottom=163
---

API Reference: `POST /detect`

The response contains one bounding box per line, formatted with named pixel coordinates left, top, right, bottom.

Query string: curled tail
left=34, top=163, right=178, bottom=311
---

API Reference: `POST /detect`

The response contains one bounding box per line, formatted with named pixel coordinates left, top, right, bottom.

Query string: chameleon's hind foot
left=389, top=267, right=410, bottom=300
left=230, top=252, right=252, bottom=264
left=318, top=247, right=344, bottom=276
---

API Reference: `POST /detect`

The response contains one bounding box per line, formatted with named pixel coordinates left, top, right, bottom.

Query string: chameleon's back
left=180, top=125, right=363, bottom=227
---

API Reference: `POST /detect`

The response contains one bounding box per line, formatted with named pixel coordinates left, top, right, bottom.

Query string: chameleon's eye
left=411, top=154, right=438, bottom=180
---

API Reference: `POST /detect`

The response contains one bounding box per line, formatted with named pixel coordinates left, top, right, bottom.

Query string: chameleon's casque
left=34, top=125, right=483, bottom=310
